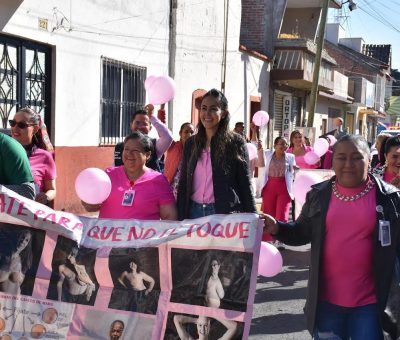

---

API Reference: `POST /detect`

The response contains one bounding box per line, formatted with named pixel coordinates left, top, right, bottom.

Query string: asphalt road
left=249, top=244, right=312, bottom=340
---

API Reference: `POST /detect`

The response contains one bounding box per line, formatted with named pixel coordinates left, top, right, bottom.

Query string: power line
left=357, top=1, right=400, bottom=34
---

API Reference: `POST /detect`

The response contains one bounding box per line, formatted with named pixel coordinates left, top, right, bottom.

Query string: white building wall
left=4, top=0, right=270, bottom=143
left=3, top=0, right=170, bottom=146
left=314, top=96, right=344, bottom=135
left=172, top=0, right=269, bottom=138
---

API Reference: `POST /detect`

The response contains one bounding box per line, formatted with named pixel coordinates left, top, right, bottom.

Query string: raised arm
left=173, top=315, right=196, bottom=340
left=215, top=318, right=238, bottom=340
left=149, top=115, right=173, bottom=159
left=216, top=279, right=225, bottom=299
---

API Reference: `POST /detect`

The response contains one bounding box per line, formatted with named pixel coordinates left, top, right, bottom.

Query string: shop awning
left=387, top=96, right=400, bottom=116
left=359, top=109, right=386, bottom=118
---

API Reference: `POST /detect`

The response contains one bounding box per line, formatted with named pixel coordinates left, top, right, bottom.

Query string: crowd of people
left=1, top=90, right=400, bottom=339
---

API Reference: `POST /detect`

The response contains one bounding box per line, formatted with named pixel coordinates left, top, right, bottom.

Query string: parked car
left=379, top=129, right=400, bottom=137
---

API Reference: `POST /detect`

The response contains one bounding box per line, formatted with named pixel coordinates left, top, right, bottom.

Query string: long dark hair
left=289, top=130, right=302, bottom=148
left=192, top=89, right=239, bottom=169
left=0, top=229, right=33, bottom=274
left=17, top=107, right=54, bottom=153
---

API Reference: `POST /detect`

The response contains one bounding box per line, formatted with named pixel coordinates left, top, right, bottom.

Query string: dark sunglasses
left=8, top=120, right=35, bottom=129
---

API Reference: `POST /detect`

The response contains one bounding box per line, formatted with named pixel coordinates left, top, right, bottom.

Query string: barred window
left=0, top=34, right=51, bottom=131
left=100, top=57, right=146, bottom=144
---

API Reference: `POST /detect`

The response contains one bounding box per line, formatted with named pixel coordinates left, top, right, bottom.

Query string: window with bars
left=0, top=34, right=51, bottom=130
left=100, top=57, right=146, bottom=145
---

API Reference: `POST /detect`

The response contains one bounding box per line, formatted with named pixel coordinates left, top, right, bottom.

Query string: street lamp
left=342, top=0, right=357, bottom=11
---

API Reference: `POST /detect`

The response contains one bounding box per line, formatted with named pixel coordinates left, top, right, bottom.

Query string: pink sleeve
left=155, top=174, right=176, bottom=205
left=305, top=146, right=314, bottom=152
left=150, top=115, right=173, bottom=158
left=44, top=151, right=57, bottom=180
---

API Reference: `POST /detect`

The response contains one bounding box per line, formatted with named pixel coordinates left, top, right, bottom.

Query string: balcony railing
left=272, top=49, right=334, bottom=91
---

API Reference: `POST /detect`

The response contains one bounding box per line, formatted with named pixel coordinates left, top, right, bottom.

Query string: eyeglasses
left=9, top=120, right=36, bottom=129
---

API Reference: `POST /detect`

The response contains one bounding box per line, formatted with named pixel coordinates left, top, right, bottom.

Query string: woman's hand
left=259, top=213, right=279, bottom=235
left=81, top=201, right=101, bottom=213
left=145, top=104, right=154, bottom=116
left=35, top=192, right=49, bottom=205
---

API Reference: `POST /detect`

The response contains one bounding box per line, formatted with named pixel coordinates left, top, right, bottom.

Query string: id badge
left=379, top=220, right=391, bottom=247
left=122, top=189, right=135, bottom=206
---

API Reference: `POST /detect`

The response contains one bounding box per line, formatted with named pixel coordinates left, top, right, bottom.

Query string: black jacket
left=177, top=134, right=256, bottom=220
left=276, top=175, right=400, bottom=337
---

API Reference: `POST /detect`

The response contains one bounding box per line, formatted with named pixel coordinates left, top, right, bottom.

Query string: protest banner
left=0, top=185, right=262, bottom=339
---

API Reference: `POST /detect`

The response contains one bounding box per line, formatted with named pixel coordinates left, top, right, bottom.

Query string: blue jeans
left=189, top=201, right=215, bottom=219
left=313, top=301, right=383, bottom=340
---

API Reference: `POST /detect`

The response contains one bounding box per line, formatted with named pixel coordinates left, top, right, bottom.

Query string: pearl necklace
left=332, top=180, right=375, bottom=202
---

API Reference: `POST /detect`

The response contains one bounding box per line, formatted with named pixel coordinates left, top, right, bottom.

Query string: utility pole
left=307, top=0, right=329, bottom=127
left=221, top=0, right=229, bottom=93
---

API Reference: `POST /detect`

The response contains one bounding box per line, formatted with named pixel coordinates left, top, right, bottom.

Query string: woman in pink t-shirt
left=372, top=136, right=400, bottom=186
left=83, top=132, right=177, bottom=221
left=10, top=107, right=56, bottom=206
left=262, top=135, right=400, bottom=339
left=287, top=130, right=319, bottom=169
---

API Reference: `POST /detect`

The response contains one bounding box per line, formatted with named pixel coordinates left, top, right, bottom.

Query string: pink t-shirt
left=287, top=145, right=319, bottom=169
left=191, top=148, right=215, bottom=204
left=99, top=166, right=175, bottom=220
left=29, top=148, right=57, bottom=192
left=321, top=179, right=377, bottom=307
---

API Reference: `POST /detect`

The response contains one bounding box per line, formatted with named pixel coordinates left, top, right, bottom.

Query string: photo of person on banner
left=108, top=248, right=160, bottom=314
left=170, top=249, right=252, bottom=312
left=46, top=236, right=98, bottom=306
left=0, top=224, right=45, bottom=296
left=163, top=312, right=243, bottom=340
left=109, top=320, right=124, bottom=340
left=76, top=306, right=154, bottom=339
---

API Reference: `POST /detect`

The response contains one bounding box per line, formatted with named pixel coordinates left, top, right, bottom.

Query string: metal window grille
left=0, top=34, right=51, bottom=130
left=100, top=57, right=146, bottom=145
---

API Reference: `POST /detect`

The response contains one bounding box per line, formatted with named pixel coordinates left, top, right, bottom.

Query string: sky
left=328, top=0, right=400, bottom=70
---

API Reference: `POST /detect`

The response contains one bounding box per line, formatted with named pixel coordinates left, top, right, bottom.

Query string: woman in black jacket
left=263, top=134, right=400, bottom=340
left=177, top=89, right=256, bottom=220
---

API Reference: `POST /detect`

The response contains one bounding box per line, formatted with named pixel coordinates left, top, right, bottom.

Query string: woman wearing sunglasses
left=10, top=107, right=56, bottom=205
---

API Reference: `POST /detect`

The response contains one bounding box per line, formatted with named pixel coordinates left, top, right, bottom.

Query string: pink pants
left=261, top=177, right=291, bottom=242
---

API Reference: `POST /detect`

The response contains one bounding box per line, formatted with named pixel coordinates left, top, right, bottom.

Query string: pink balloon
left=293, top=172, right=323, bottom=204
left=148, top=76, right=176, bottom=105
left=304, top=151, right=320, bottom=165
left=326, top=135, right=337, bottom=146
left=314, top=138, right=329, bottom=156
left=252, top=111, right=269, bottom=127
left=144, top=75, right=157, bottom=91
left=246, top=142, right=258, bottom=161
left=75, top=168, right=112, bottom=204
left=258, top=242, right=283, bottom=277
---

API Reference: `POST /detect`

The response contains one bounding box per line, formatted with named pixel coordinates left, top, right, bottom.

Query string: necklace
left=332, top=180, right=375, bottom=202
